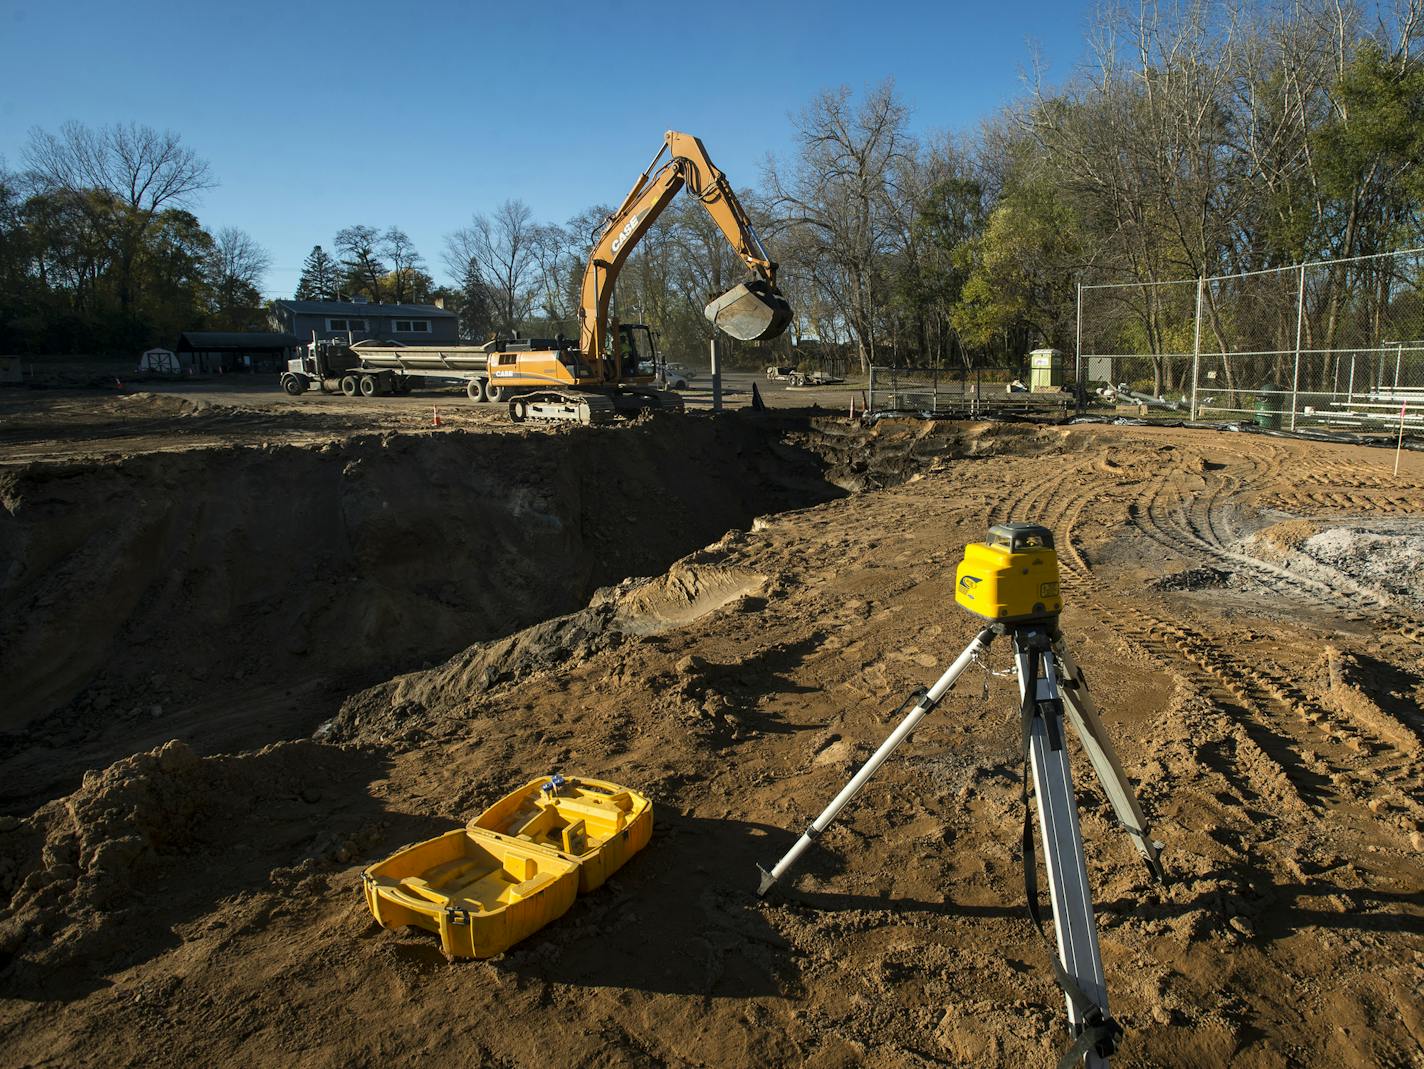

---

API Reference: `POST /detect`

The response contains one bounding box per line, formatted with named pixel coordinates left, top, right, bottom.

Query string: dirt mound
left=0, top=417, right=843, bottom=807
left=1, top=422, right=1423, bottom=1066
left=0, top=738, right=381, bottom=978
left=326, top=546, right=768, bottom=746
left=1301, top=525, right=1424, bottom=606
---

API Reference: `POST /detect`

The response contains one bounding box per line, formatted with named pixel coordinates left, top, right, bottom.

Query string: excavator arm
left=579, top=131, right=792, bottom=379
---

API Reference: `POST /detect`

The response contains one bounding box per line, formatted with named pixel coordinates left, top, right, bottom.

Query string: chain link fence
left=1078, top=248, right=1424, bottom=432
left=866, top=365, right=1074, bottom=417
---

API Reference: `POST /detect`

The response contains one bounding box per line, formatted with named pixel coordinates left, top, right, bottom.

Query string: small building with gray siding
left=269, top=299, right=459, bottom=344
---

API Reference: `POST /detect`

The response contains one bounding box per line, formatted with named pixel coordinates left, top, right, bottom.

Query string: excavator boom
left=580, top=131, right=792, bottom=372
left=485, top=131, right=792, bottom=424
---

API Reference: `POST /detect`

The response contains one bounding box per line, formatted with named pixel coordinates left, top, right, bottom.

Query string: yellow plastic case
left=955, top=524, right=1062, bottom=624
left=470, top=776, right=653, bottom=893
left=362, top=828, right=579, bottom=959
left=363, top=775, right=653, bottom=959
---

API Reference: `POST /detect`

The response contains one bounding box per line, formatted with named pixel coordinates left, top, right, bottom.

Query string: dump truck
left=283, top=130, right=792, bottom=424
left=281, top=331, right=664, bottom=403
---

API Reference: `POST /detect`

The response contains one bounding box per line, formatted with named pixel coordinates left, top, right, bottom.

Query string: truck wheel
left=488, top=385, right=506, bottom=403
left=359, top=375, right=377, bottom=397
left=467, top=378, right=487, bottom=402
left=281, top=375, right=305, bottom=396
left=340, top=375, right=359, bottom=396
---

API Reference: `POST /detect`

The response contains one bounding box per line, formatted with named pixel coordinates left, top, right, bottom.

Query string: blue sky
left=0, top=0, right=1094, bottom=297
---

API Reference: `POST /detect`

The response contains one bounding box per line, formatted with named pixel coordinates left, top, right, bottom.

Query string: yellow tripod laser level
left=954, top=522, right=1062, bottom=624
left=758, top=523, right=1166, bottom=1068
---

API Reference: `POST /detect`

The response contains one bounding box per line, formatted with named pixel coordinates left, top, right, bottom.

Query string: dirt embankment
left=0, top=415, right=855, bottom=808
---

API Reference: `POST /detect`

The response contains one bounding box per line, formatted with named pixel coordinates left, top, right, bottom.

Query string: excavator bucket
left=704, top=280, right=793, bottom=342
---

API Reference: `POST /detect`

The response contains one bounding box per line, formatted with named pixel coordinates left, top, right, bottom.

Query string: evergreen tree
left=453, top=259, right=494, bottom=341
left=295, top=244, right=338, bottom=300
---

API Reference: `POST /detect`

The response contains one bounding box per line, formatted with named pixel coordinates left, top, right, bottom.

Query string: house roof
left=273, top=299, right=457, bottom=318
left=176, top=331, right=300, bottom=351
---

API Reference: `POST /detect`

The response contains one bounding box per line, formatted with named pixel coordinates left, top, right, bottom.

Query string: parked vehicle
left=663, top=363, right=697, bottom=390
left=789, top=369, right=845, bottom=387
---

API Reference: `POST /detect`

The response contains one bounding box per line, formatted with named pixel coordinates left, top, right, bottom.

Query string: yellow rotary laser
left=954, top=522, right=1062, bottom=624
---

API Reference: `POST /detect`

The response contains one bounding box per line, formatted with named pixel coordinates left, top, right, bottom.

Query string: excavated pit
left=4, top=418, right=1423, bottom=1066
left=0, top=414, right=989, bottom=809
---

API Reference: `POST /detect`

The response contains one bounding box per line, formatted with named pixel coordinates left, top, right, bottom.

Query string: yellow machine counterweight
left=954, top=523, right=1062, bottom=624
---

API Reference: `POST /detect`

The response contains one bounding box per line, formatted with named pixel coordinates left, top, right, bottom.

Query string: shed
left=176, top=332, right=300, bottom=373
left=138, top=348, right=181, bottom=375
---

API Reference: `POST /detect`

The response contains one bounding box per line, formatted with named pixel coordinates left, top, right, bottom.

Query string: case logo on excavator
left=610, top=212, right=643, bottom=254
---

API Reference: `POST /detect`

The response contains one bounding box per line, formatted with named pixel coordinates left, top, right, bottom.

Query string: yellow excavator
left=487, top=130, right=793, bottom=424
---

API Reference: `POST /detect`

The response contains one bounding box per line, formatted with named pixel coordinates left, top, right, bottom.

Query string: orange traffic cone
left=432, top=406, right=442, bottom=427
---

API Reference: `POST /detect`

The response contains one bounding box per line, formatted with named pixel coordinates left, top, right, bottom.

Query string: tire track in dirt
left=1127, top=452, right=1424, bottom=647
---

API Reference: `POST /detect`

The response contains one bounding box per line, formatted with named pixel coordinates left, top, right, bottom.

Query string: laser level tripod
left=756, top=524, right=1166, bottom=1069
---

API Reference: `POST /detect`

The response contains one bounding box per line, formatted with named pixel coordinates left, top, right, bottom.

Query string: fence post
left=1190, top=276, right=1204, bottom=421
left=1289, top=263, right=1305, bottom=431
left=710, top=337, right=722, bottom=412
left=868, top=365, right=876, bottom=413
left=1075, top=281, right=1084, bottom=413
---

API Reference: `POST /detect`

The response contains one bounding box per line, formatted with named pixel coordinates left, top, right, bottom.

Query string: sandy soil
left=0, top=396, right=1422, bottom=1068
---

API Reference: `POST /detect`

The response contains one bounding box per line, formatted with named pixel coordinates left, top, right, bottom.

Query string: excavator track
left=512, top=392, right=619, bottom=426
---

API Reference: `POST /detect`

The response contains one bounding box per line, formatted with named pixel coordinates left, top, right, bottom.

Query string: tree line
left=3, top=0, right=1420, bottom=377
left=313, top=0, right=1424, bottom=378
left=0, top=122, right=270, bottom=354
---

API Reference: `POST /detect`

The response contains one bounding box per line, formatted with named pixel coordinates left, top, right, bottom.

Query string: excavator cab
left=704, top=279, right=793, bottom=342
left=617, top=323, right=657, bottom=381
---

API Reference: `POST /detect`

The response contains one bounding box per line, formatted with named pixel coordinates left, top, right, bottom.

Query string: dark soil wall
left=0, top=417, right=845, bottom=804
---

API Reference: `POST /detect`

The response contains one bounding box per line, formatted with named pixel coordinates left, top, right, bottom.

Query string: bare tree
left=24, top=121, right=212, bottom=312
left=335, top=225, right=386, bottom=301
left=765, top=80, right=917, bottom=371
left=206, top=226, right=270, bottom=323
left=380, top=227, right=425, bottom=304
left=529, top=222, right=579, bottom=329
left=445, top=199, right=539, bottom=334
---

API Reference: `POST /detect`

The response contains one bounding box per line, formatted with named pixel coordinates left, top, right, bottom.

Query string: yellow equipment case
left=469, top=775, right=653, bottom=893
left=362, top=774, right=652, bottom=958
left=361, top=828, right=579, bottom=959
left=954, top=523, right=1062, bottom=624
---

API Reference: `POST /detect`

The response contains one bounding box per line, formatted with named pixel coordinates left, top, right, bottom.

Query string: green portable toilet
left=1029, top=348, right=1064, bottom=392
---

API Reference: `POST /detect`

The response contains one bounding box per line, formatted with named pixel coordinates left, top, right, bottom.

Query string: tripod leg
left=1053, top=638, right=1166, bottom=884
left=756, top=626, right=995, bottom=896
left=1014, top=630, right=1115, bottom=1067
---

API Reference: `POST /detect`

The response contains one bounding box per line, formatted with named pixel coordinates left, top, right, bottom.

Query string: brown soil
left=1, top=406, right=1422, bottom=1069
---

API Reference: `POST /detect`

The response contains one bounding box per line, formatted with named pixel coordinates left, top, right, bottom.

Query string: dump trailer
left=281, top=332, right=667, bottom=405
